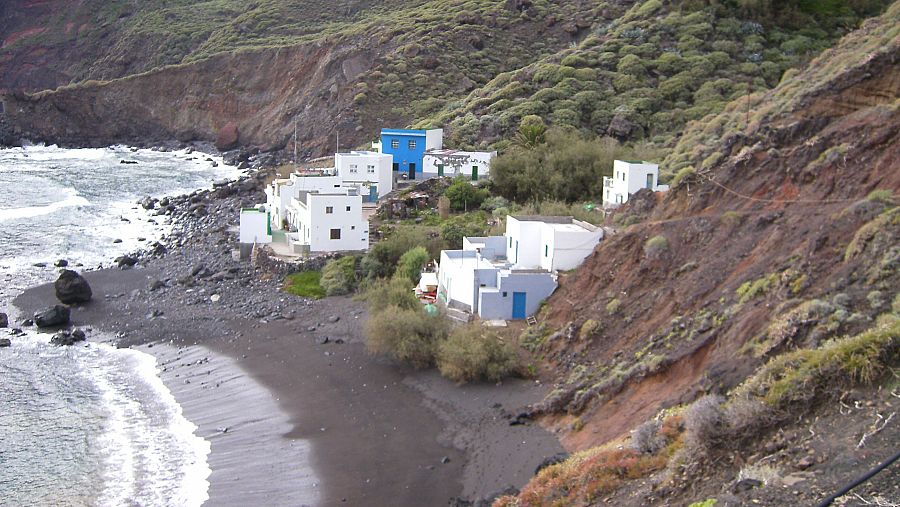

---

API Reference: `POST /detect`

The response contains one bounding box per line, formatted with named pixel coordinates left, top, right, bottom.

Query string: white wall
left=542, top=223, right=603, bottom=271
left=335, top=151, right=393, bottom=199
left=425, top=129, right=444, bottom=151
left=438, top=251, right=479, bottom=312
left=505, top=216, right=544, bottom=269
left=290, top=192, right=368, bottom=252
left=604, top=160, right=665, bottom=206
left=422, top=150, right=495, bottom=179
left=239, top=209, right=272, bottom=244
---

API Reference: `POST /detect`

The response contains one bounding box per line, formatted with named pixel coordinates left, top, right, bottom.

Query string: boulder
left=0, top=312, right=7, bottom=328
left=54, top=259, right=68, bottom=267
left=0, top=338, right=10, bottom=347
left=115, top=255, right=138, bottom=268
left=34, top=305, right=71, bottom=328
left=215, top=122, right=240, bottom=151
left=55, top=270, right=92, bottom=304
left=50, top=329, right=86, bottom=346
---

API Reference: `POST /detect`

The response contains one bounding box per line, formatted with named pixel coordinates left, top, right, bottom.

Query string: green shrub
left=867, top=189, right=895, bottom=206
left=580, top=319, right=602, bottom=340
left=440, top=212, right=490, bottom=248
left=363, top=276, right=420, bottom=312
left=671, top=166, right=697, bottom=188
left=736, top=273, right=779, bottom=304
left=396, top=246, right=430, bottom=283
left=606, top=298, right=621, bottom=314
left=366, top=305, right=449, bottom=368
left=644, top=235, right=669, bottom=256
left=320, top=256, right=358, bottom=296
left=283, top=271, right=326, bottom=299
left=436, top=325, right=519, bottom=383
left=364, top=226, right=442, bottom=278
left=445, top=177, right=490, bottom=211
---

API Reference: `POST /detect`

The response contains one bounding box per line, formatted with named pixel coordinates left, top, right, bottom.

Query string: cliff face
left=536, top=5, right=900, bottom=449
left=2, top=39, right=379, bottom=152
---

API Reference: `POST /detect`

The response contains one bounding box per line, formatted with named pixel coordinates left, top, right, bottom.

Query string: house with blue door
left=436, top=216, right=603, bottom=320
left=377, top=128, right=443, bottom=179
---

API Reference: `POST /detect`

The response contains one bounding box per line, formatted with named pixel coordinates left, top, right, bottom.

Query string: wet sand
left=14, top=266, right=564, bottom=506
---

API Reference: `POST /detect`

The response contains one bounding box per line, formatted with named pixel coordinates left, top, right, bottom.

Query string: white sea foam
left=0, top=188, right=90, bottom=222
left=88, top=341, right=212, bottom=507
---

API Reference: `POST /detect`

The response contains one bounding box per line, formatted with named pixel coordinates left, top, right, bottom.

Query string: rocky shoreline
left=9, top=160, right=565, bottom=506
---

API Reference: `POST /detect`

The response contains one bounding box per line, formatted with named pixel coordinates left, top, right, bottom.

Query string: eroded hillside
left=496, top=4, right=899, bottom=505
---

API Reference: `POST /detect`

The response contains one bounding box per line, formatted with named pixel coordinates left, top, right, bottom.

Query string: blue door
left=370, top=184, right=378, bottom=202
left=512, top=292, right=527, bottom=319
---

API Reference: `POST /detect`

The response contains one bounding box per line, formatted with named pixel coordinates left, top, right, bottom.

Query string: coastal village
left=240, top=127, right=667, bottom=322
left=3, top=2, right=898, bottom=506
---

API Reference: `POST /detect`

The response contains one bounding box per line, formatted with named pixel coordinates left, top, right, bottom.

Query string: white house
left=437, top=215, right=603, bottom=320
left=239, top=206, right=272, bottom=244
left=422, top=149, right=496, bottom=180
left=266, top=171, right=344, bottom=230
left=603, top=160, right=669, bottom=207
left=284, top=188, right=368, bottom=253
left=334, top=150, right=393, bottom=202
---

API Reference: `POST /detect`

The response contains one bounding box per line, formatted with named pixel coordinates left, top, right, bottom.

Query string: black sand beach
left=11, top=176, right=564, bottom=506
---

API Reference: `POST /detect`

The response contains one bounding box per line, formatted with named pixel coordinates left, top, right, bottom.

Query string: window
left=391, top=139, right=399, bottom=149
left=408, top=139, right=417, bottom=150
left=325, top=206, right=333, bottom=214
left=502, top=292, right=508, bottom=297
left=367, top=164, right=375, bottom=173
left=351, top=225, right=356, bottom=230
left=621, top=171, right=626, bottom=181
left=345, top=206, right=351, bottom=211
left=509, top=237, right=512, bottom=247
left=330, top=228, right=341, bottom=239
left=646, top=173, right=654, bottom=189
left=544, top=245, right=549, bottom=257
left=349, top=164, right=358, bottom=173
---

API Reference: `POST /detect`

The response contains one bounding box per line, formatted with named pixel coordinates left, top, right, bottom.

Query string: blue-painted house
left=379, top=128, right=443, bottom=179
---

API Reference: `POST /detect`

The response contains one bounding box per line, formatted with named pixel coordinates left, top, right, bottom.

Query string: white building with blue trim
left=437, top=216, right=603, bottom=320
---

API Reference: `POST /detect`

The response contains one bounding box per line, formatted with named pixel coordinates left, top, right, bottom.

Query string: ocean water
left=0, top=145, right=241, bottom=507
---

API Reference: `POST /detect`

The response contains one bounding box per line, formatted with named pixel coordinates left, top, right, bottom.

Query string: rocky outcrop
left=54, top=269, right=92, bottom=304
left=215, top=122, right=239, bottom=151
left=50, top=328, right=86, bottom=346
left=34, top=305, right=70, bottom=327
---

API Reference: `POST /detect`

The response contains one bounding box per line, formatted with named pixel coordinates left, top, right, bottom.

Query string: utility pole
left=293, top=119, right=298, bottom=164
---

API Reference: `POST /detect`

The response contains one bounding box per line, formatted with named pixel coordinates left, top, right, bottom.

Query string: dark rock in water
left=120, top=160, right=139, bottom=165
left=0, top=312, right=7, bottom=328
left=51, top=329, right=86, bottom=346
left=140, top=196, right=157, bottom=210
left=33, top=262, right=47, bottom=268
left=55, top=259, right=69, bottom=267
left=0, top=338, right=10, bottom=347
left=55, top=270, right=92, bottom=304
left=9, top=328, right=24, bottom=336
left=113, top=238, right=123, bottom=244
left=534, top=453, right=570, bottom=474
left=20, top=319, right=33, bottom=326
left=34, top=305, right=71, bottom=328
left=115, top=255, right=138, bottom=268
left=159, top=197, right=170, bottom=207
left=211, top=161, right=219, bottom=167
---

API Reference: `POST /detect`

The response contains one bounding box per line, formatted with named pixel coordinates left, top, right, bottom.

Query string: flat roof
left=548, top=222, right=586, bottom=232
left=381, top=128, right=426, bottom=136
left=510, top=215, right=574, bottom=224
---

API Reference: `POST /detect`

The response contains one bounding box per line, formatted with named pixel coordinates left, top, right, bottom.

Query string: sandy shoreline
left=10, top=175, right=565, bottom=506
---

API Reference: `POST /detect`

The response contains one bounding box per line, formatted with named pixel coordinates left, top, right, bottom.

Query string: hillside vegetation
left=494, top=3, right=900, bottom=505
left=0, top=0, right=892, bottom=155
